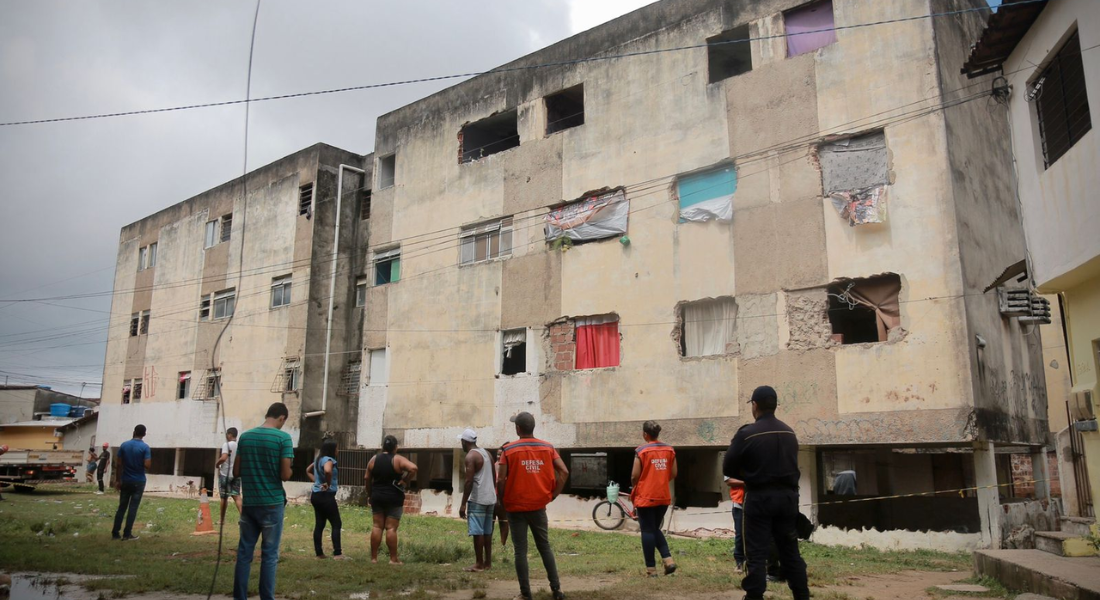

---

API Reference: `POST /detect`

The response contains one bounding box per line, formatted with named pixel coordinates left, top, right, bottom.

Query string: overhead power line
left=0, top=0, right=1046, bottom=128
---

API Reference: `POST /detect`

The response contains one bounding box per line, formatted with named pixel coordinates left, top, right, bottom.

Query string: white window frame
left=138, top=246, right=148, bottom=271
left=374, top=247, right=401, bottom=286
left=460, top=217, right=513, bottom=265
left=148, top=242, right=157, bottom=268
left=204, top=220, right=218, bottom=249
left=213, top=288, right=236, bottom=320
left=368, top=348, right=389, bottom=386
left=270, top=276, right=291, bottom=309
left=283, top=359, right=301, bottom=392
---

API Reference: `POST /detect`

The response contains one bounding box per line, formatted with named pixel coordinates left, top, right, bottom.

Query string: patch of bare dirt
left=438, top=575, right=619, bottom=600
left=822, top=569, right=972, bottom=600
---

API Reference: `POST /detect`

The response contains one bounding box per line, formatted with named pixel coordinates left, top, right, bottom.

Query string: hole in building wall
left=678, top=297, right=738, bottom=357
left=378, top=154, right=396, bottom=189
left=460, top=110, right=520, bottom=163
left=501, top=328, right=527, bottom=376
left=545, top=84, right=585, bottom=134
left=827, top=273, right=902, bottom=345
left=820, top=131, right=889, bottom=226
left=707, top=24, right=752, bottom=83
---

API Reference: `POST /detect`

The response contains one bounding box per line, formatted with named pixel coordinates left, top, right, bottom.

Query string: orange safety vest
left=633, top=442, right=675, bottom=508
left=729, top=484, right=745, bottom=505
left=501, top=438, right=560, bottom=512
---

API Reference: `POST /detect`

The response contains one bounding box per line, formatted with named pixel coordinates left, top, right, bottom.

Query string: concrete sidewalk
left=975, top=549, right=1100, bottom=600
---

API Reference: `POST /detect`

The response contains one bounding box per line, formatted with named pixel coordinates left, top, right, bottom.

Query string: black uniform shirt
left=722, top=413, right=800, bottom=491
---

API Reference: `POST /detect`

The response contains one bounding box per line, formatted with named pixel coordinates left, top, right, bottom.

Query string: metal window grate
left=191, top=369, right=220, bottom=400
left=360, top=190, right=372, bottom=220
left=271, top=358, right=301, bottom=393
left=1037, top=31, right=1092, bottom=168
left=220, top=214, right=233, bottom=243
left=299, top=184, right=313, bottom=216
left=340, top=361, right=362, bottom=397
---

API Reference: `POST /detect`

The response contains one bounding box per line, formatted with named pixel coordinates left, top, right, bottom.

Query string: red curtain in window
left=575, top=321, right=620, bottom=369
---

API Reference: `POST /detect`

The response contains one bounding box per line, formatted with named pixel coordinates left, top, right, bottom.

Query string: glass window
left=460, top=217, right=513, bottom=265
left=204, top=220, right=218, bottom=249
left=369, top=348, right=388, bottom=386
left=355, top=277, right=367, bottom=307
left=270, top=276, right=291, bottom=308
left=374, top=248, right=401, bottom=285
left=213, top=289, right=236, bottom=320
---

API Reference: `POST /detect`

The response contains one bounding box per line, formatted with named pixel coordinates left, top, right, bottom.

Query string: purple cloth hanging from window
left=786, top=0, right=837, bottom=57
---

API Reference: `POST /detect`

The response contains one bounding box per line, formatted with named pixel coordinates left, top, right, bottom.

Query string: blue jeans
left=732, top=505, right=745, bottom=564
left=112, top=481, right=145, bottom=538
left=233, top=504, right=285, bottom=600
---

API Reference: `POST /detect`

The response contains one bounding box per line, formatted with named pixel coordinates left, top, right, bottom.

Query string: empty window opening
left=299, top=183, right=314, bottom=216
left=545, top=85, right=585, bottom=134
left=680, top=298, right=738, bottom=357
left=677, top=166, right=736, bottom=222
left=177, top=371, right=191, bottom=400
left=360, top=190, right=372, bottom=220
left=213, top=288, right=236, bottom=320
left=461, top=217, right=513, bottom=265
left=368, top=348, right=389, bottom=386
left=1036, top=31, right=1092, bottom=168
left=139, top=310, right=150, bottom=335
left=501, top=329, right=527, bottom=376
left=545, top=188, right=629, bottom=244
left=785, top=0, right=837, bottom=57
left=378, top=154, right=396, bottom=189
left=374, top=248, right=401, bottom=286
left=133, top=380, right=143, bottom=403
left=270, top=275, right=291, bottom=308
left=355, top=277, right=367, bottom=307
left=204, top=220, right=218, bottom=249
left=827, top=274, right=901, bottom=344
left=220, top=214, right=233, bottom=243
left=708, top=24, right=752, bottom=83
left=575, top=315, right=620, bottom=369
left=460, top=110, right=520, bottom=163
left=130, top=313, right=140, bottom=337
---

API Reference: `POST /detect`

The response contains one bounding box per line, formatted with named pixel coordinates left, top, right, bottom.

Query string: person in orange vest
left=497, top=412, right=569, bottom=600
left=630, top=420, right=679, bottom=577
left=725, top=475, right=746, bottom=571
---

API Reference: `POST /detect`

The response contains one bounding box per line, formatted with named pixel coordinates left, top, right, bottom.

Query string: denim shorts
left=467, top=502, right=495, bottom=536
left=371, top=502, right=403, bottom=520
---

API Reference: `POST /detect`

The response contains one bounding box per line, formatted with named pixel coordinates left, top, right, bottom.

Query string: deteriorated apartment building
left=100, top=0, right=1054, bottom=548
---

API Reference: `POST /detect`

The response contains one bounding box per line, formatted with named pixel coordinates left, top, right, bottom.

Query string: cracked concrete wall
left=786, top=289, right=835, bottom=350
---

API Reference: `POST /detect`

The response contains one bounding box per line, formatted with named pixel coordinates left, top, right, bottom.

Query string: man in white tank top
left=458, top=428, right=497, bottom=572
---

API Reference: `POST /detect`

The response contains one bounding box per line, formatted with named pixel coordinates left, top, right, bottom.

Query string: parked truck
left=0, top=449, right=82, bottom=491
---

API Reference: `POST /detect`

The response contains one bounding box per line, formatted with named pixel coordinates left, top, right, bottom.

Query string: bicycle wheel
left=592, top=500, right=626, bottom=530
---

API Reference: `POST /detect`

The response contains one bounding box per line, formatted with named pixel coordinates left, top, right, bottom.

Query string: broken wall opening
left=678, top=297, right=738, bottom=357
left=673, top=449, right=724, bottom=508
left=460, top=110, right=520, bottom=163
left=501, top=328, right=527, bottom=375
left=545, top=85, right=585, bottom=134
left=818, top=448, right=980, bottom=533
left=404, top=450, right=454, bottom=493
left=827, top=273, right=902, bottom=344
left=707, top=24, right=752, bottom=83
left=820, top=131, right=889, bottom=226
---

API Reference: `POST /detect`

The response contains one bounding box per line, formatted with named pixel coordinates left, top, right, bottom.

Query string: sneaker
left=122, top=535, right=140, bottom=541
left=552, top=592, right=565, bottom=600
left=95, top=492, right=104, bottom=495
left=664, top=562, right=677, bottom=575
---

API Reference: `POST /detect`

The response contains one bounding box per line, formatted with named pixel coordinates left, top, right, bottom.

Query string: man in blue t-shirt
left=112, top=424, right=151, bottom=541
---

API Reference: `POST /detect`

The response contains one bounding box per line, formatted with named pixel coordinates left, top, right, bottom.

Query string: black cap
left=749, top=385, right=778, bottom=410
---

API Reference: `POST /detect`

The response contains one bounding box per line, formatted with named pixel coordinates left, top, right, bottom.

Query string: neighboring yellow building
left=0, top=420, right=72, bottom=451
left=964, top=0, right=1099, bottom=518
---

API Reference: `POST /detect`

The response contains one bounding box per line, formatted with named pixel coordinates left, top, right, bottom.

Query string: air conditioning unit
left=1070, top=388, right=1096, bottom=422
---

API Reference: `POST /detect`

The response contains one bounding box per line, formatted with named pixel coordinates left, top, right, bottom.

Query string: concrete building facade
left=98, top=0, right=1055, bottom=547
left=97, top=144, right=371, bottom=491
left=964, top=0, right=1100, bottom=520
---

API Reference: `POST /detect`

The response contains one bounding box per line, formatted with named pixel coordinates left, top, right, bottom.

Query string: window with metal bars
left=1036, top=31, right=1091, bottom=168
left=191, top=369, right=220, bottom=400
left=133, top=380, right=143, bottom=403
left=340, top=361, right=362, bottom=397
left=299, top=183, right=313, bottom=216
left=360, top=190, right=372, bottom=220
left=130, top=313, right=140, bottom=337
left=139, top=310, right=150, bottom=335
left=271, top=358, right=301, bottom=393
left=220, top=214, right=233, bottom=243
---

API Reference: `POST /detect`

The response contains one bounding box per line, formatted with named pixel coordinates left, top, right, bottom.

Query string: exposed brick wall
left=549, top=320, right=575, bottom=371
left=402, top=491, right=422, bottom=516
left=1009, top=451, right=1061, bottom=498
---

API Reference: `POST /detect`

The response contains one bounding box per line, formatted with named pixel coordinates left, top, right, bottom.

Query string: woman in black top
left=365, top=435, right=418, bottom=564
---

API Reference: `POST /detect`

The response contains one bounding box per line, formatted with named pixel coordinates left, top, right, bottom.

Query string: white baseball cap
left=457, top=428, right=477, bottom=443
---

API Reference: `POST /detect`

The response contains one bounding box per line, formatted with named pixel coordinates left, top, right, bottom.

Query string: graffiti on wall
left=143, top=365, right=157, bottom=399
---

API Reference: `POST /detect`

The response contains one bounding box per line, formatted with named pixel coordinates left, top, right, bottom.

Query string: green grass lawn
left=0, top=485, right=973, bottom=599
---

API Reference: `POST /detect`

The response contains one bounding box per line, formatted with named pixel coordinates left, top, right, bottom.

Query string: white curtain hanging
left=683, top=298, right=737, bottom=357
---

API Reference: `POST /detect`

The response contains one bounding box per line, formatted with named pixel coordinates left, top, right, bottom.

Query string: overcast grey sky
left=0, top=0, right=654, bottom=397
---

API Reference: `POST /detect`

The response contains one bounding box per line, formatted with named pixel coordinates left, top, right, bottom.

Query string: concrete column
left=1030, top=447, right=1051, bottom=500
left=1055, top=428, right=1081, bottom=516
left=798, top=446, right=818, bottom=524
left=173, top=448, right=183, bottom=476
left=974, top=441, right=1002, bottom=549
left=452, top=448, right=465, bottom=515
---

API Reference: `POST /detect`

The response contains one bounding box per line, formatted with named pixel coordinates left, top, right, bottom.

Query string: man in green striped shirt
left=232, top=402, right=294, bottom=600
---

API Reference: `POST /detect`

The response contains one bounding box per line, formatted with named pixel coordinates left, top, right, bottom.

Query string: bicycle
left=592, top=491, right=636, bottom=530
